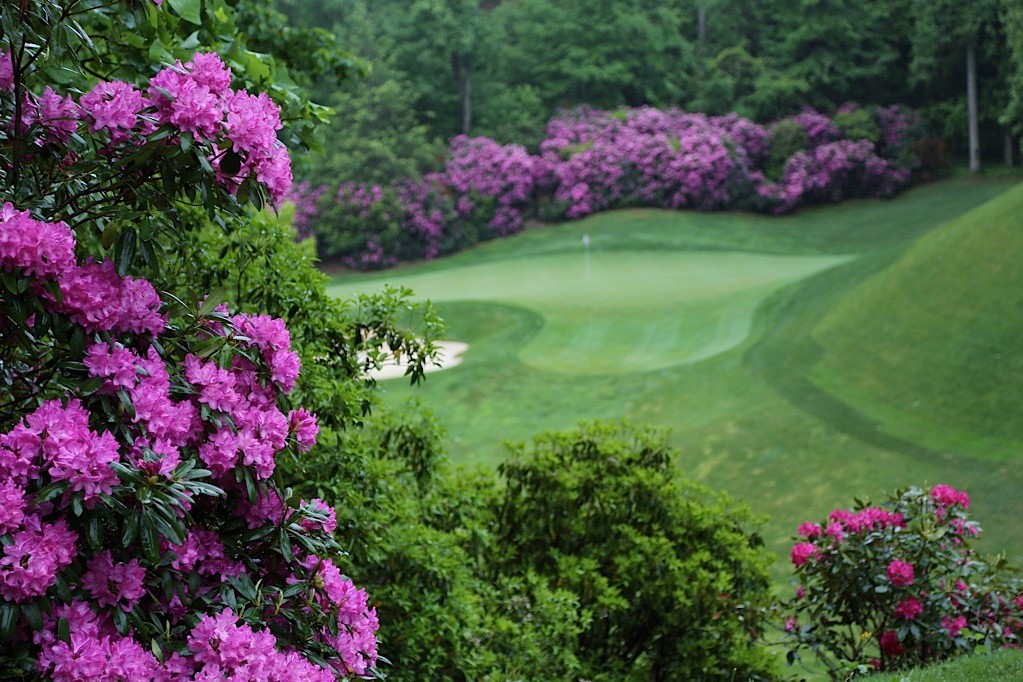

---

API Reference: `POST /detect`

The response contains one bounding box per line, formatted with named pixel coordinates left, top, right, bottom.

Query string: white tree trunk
left=967, top=42, right=981, bottom=173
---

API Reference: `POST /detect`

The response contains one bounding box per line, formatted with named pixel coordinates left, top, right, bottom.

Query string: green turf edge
left=868, top=648, right=1023, bottom=681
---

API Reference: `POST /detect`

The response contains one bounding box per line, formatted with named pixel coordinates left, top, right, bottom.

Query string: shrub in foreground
left=781, top=485, right=1023, bottom=679
left=495, top=422, right=778, bottom=681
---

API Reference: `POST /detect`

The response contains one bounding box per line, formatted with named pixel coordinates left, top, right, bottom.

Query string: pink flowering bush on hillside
left=780, top=485, right=1023, bottom=679
left=0, top=2, right=378, bottom=679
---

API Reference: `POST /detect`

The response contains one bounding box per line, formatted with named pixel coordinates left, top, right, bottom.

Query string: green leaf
left=86, top=516, right=104, bottom=549
left=69, top=327, right=86, bottom=358
left=279, top=531, right=294, bottom=563
left=141, top=520, right=161, bottom=564
left=115, top=227, right=138, bottom=277
left=123, top=510, right=142, bottom=547
left=220, top=151, right=242, bottom=176
left=100, top=221, right=119, bottom=249
left=21, top=603, right=42, bottom=631
left=198, top=288, right=227, bottom=317
left=0, top=603, right=18, bottom=638
left=168, top=0, right=202, bottom=25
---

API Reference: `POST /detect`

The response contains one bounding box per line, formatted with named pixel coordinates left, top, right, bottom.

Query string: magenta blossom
left=894, top=596, right=923, bottom=620
left=887, top=560, right=915, bottom=587
left=791, top=542, right=819, bottom=567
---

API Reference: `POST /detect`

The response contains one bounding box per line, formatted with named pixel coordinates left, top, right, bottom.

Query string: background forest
left=273, top=0, right=1023, bottom=185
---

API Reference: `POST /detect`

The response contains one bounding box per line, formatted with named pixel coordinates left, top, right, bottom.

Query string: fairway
left=331, top=251, right=849, bottom=374
left=326, top=178, right=1023, bottom=585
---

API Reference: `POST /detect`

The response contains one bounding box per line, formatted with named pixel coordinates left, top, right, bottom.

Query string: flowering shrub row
left=781, top=484, right=1023, bottom=678
left=293, top=103, right=923, bottom=269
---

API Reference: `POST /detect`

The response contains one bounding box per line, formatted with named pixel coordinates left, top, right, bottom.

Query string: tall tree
left=1003, top=0, right=1023, bottom=157
left=911, top=0, right=1002, bottom=172
left=767, top=0, right=908, bottom=111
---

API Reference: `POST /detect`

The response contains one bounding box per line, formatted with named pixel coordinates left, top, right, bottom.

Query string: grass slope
left=813, top=182, right=1023, bottom=461
left=326, top=178, right=1022, bottom=586
left=870, top=648, right=1023, bottom=681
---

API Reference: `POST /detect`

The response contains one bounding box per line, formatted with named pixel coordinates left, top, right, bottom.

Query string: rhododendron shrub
left=781, top=485, right=1023, bottom=679
left=0, top=2, right=379, bottom=679
left=302, top=136, right=538, bottom=269
left=294, top=102, right=922, bottom=269
left=538, top=106, right=765, bottom=218
left=0, top=210, right=379, bottom=681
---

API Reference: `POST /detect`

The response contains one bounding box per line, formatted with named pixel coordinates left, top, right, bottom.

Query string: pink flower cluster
left=887, top=559, right=915, bottom=587
left=14, top=52, right=291, bottom=203
left=787, top=107, right=842, bottom=147
left=0, top=517, right=77, bottom=603
left=296, top=556, right=379, bottom=676
left=0, top=50, right=12, bottom=91
left=784, top=485, right=1023, bottom=670
left=186, top=609, right=338, bottom=681
left=895, top=596, right=923, bottom=620
left=151, top=53, right=292, bottom=202
left=445, top=135, right=538, bottom=235
left=293, top=103, right=920, bottom=268
left=790, top=542, right=820, bottom=567
left=792, top=504, right=906, bottom=563
left=1, top=203, right=166, bottom=336
left=288, top=181, right=329, bottom=240
left=760, top=139, right=911, bottom=213
left=32, top=601, right=344, bottom=681
left=931, top=483, right=970, bottom=509
left=540, top=106, right=761, bottom=218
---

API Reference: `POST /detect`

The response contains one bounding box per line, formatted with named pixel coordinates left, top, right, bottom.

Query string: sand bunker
left=366, top=340, right=469, bottom=381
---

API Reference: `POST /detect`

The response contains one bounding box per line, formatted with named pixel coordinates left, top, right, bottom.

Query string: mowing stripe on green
left=329, top=251, right=849, bottom=374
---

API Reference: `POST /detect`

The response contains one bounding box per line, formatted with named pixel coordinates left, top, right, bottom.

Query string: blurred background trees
left=274, top=0, right=1023, bottom=183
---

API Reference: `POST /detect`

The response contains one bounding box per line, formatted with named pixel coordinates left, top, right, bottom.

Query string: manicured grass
left=331, top=250, right=848, bottom=374
left=812, top=183, right=1023, bottom=462
left=326, top=178, right=1023, bottom=588
left=869, top=648, right=1023, bottom=681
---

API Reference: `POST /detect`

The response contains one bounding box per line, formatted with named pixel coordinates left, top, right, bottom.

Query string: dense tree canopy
left=277, top=0, right=1022, bottom=182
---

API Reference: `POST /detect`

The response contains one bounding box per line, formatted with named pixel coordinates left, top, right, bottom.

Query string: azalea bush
left=781, top=484, right=1023, bottom=679
left=296, top=103, right=921, bottom=269
left=0, top=1, right=386, bottom=678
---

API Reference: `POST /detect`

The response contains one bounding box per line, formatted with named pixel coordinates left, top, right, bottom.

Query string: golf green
left=329, top=251, right=849, bottom=374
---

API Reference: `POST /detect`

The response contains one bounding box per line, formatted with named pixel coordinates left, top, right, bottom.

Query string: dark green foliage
left=834, top=109, right=882, bottom=146
left=285, top=402, right=585, bottom=681
left=296, top=1, right=444, bottom=185
left=495, top=422, right=777, bottom=681
left=766, top=119, right=809, bottom=178
left=1003, top=0, right=1023, bottom=151
left=313, top=187, right=411, bottom=266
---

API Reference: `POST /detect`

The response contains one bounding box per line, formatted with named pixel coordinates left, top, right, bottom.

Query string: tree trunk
left=966, top=42, right=981, bottom=174
left=697, top=7, right=707, bottom=43
left=455, top=52, right=473, bottom=135
left=462, top=57, right=473, bottom=134
left=1005, top=132, right=1015, bottom=167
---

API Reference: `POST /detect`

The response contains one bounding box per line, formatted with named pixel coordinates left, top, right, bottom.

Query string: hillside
left=812, top=182, right=1023, bottom=461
